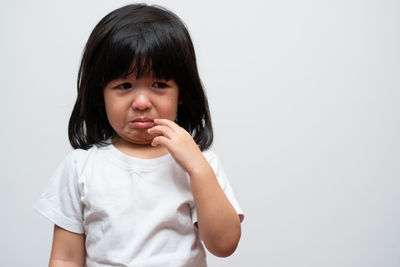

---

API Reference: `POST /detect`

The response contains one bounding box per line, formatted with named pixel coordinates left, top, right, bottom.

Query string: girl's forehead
left=124, top=59, right=174, bottom=79
left=123, top=70, right=154, bottom=79
left=119, top=69, right=173, bottom=81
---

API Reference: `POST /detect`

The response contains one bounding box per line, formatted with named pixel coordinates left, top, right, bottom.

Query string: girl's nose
left=131, top=93, right=152, bottom=111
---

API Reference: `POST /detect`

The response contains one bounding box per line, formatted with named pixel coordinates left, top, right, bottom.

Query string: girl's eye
left=116, top=82, right=132, bottom=90
left=153, top=81, right=169, bottom=89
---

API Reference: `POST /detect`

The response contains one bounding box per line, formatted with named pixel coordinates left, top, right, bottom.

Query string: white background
left=1, top=0, right=399, bottom=266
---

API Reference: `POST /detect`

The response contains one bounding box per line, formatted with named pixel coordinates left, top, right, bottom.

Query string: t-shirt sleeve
left=33, top=151, right=84, bottom=234
left=191, top=151, right=245, bottom=226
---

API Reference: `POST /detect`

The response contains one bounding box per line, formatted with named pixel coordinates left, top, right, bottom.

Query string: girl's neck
left=111, top=136, right=169, bottom=159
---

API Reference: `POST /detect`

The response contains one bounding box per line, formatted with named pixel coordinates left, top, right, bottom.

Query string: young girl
left=34, top=4, right=244, bottom=267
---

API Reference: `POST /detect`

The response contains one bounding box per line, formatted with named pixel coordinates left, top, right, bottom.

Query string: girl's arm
left=188, top=159, right=241, bottom=257
left=148, top=119, right=241, bottom=257
left=49, top=225, right=86, bottom=267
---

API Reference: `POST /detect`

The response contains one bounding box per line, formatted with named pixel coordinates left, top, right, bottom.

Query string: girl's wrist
left=187, top=155, right=212, bottom=178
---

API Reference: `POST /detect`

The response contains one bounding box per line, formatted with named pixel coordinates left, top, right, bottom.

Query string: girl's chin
left=113, top=135, right=153, bottom=146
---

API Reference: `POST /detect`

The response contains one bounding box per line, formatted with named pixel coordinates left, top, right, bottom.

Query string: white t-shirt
left=33, top=142, right=244, bottom=267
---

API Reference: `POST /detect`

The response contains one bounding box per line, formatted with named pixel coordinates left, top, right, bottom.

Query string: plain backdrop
left=1, top=0, right=399, bottom=266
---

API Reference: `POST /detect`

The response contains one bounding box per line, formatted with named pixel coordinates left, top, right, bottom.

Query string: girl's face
left=103, top=73, right=179, bottom=146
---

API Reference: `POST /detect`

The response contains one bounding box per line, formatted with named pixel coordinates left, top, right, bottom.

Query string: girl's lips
left=129, top=120, right=155, bottom=128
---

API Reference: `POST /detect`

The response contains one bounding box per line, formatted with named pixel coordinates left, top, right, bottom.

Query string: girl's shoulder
left=68, top=146, right=97, bottom=160
left=202, top=149, right=217, bottom=160
left=202, top=149, right=222, bottom=166
left=61, top=145, right=100, bottom=172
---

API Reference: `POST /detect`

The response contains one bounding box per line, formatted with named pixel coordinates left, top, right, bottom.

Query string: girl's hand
left=147, top=119, right=207, bottom=175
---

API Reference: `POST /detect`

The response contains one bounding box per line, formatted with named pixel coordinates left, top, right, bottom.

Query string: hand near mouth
left=147, top=119, right=208, bottom=175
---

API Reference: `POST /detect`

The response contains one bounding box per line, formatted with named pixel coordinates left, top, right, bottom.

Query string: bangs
left=100, top=23, right=187, bottom=84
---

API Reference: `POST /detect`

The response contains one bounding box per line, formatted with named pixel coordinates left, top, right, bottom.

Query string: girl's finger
left=147, top=125, right=175, bottom=139
left=151, top=135, right=170, bottom=147
left=154, top=118, right=181, bottom=133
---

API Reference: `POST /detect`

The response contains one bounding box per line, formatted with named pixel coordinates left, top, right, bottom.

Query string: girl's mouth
left=129, top=119, right=155, bottom=128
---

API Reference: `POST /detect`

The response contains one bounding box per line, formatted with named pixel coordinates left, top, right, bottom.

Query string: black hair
left=68, top=3, right=213, bottom=150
